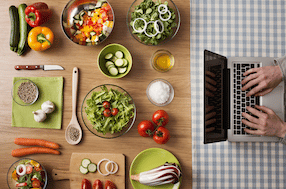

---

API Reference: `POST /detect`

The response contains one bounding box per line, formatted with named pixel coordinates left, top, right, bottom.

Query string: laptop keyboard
left=233, top=63, right=260, bottom=135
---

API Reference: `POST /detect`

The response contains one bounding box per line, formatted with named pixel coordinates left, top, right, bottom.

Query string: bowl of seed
left=12, top=79, right=39, bottom=106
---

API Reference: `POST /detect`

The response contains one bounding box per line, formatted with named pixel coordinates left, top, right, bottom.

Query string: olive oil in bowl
left=151, top=50, right=174, bottom=72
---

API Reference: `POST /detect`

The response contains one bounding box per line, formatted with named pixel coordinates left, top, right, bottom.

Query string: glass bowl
left=151, top=49, right=174, bottom=72
left=127, top=0, right=180, bottom=46
left=61, top=0, right=115, bottom=46
left=7, top=158, right=48, bottom=189
left=81, top=84, right=136, bottom=139
left=12, top=79, right=39, bottom=106
left=146, top=78, right=174, bottom=106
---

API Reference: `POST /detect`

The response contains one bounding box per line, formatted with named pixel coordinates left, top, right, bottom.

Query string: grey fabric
left=274, top=55, right=286, bottom=80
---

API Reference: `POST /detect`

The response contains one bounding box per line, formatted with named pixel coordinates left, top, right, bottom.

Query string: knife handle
left=15, top=65, right=41, bottom=70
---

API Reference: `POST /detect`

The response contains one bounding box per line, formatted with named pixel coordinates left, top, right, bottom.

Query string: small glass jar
left=151, top=49, right=174, bottom=72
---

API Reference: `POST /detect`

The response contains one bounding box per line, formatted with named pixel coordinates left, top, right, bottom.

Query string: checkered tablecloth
left=191, top=0, right=286, bottom=188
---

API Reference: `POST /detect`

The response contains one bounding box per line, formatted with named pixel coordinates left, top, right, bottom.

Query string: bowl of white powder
left=146, top=78, right=174, bottom=106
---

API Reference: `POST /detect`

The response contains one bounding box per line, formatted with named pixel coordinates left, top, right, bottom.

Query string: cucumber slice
left=107, top=64, right=116, bottom=70
left=105, top=61, right=114, bottom=67
left=90, top=31, right=96, bottom=36
left=111, top=56, right=118, bottom=62
left=87, top=11, right=92, bottom=16
left=74, top=20, right=80, bottom=24
left=109, top=67, right=118, bottom=76
left=81, top=159, right=91, bottom=168
left=115, top=51, right=124, bottom=59
left=89, top=5, right=96, bottom=10
left=79, top=20, right=83, bottom=25
left=115, top=59, right=124, bottom=67
left=122, top=59, right=128, bottom=67
left=80, top=165, right=88, bottom=174
left=118, top=67, right=127, bottom=74
left=87, top=163, right=97, bottom=173
left=105, top=53, right=113, bottom=60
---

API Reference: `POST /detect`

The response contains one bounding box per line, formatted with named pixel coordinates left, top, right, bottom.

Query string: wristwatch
left=279, top=135, right=286, bottom=145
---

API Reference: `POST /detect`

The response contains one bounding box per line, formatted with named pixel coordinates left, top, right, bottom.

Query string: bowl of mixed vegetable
left=81, top=84, right=136, bottom=139
left=7, top=158, right=48, bottom=189
left=127, top=0, right=180, bottom=46
left=98, top=43, right=132, bottom=78
left=61, top=0, right=114, bottom=46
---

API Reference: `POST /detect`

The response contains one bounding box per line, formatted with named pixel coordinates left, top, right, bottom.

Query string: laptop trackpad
left=261, top=85, right=284, bottom=119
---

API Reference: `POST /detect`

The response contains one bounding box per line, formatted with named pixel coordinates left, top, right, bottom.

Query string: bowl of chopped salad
left=61, top=0, right=114, bottom=46
left=7, top=158, right=48, bottom=189
left=81, top=84, right=136, bottom=139
left=127, top=0, right=180, bottom=46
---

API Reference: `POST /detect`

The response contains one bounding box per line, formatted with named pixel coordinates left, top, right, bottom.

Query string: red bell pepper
left=25, top=2, right=52, bottom=27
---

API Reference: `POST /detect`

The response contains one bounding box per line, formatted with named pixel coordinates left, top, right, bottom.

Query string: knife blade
left=15, top=65, right=64, bottom=71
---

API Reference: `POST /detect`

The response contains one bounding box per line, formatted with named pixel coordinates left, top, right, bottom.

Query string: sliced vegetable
left=80, top=165, right=89, bottom=174
left=81, top=158, right=91, bottom=168
left=105, top=180, right=117, bottom=189
left=97, top=159, right=110, bottom=176
left=87, top=163, right=97, bottom=173
left=105, top=53, right=113, bottom=59
left=114, top=59, right=124, bottom=67
left=118, top=67, right=127, bottom=74
left=82, top=178, right=92, bottom=189
left=105, top=161, right=118, bottom=174
left=115, top=51, right=123, bottom=59
left=109, top=67, right=118, bottom=76
left=16, top=164, right=26, bottom=176
left=93, top=179, right=103, bottom=189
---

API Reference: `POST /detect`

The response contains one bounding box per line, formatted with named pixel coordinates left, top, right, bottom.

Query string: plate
left=130, top=148, right=181, bottom=189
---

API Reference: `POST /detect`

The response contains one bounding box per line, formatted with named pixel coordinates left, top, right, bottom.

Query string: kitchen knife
left=15, top=65, right=64, bottom=71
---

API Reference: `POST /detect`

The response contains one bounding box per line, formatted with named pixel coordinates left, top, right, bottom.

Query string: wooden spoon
left=65, top=67, right=82, bottom=145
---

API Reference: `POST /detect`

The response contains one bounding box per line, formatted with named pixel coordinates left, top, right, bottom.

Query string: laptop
left=204, top=50, right=285, bottom=144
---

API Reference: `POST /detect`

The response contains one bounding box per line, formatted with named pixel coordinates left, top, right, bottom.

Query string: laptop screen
left=204, top=50, right=228, bottom=144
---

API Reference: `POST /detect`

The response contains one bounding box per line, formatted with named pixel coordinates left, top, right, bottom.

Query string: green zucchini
left=17, top=4, right=27, bottom=56
left=9, top=5, right=19, bottom=52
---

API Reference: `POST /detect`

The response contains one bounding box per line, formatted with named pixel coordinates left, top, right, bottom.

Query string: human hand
left=241, top=65, right=282, bottom=96
left=205, top=105, right=216, bottom=132
left=205, top=71, right=217, bottom=97
left=241, top=105, right=286, bottom=138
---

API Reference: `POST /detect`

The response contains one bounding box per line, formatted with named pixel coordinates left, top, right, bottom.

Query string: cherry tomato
left=137, top=120, right=155, bottom=137
left=152, top=110, right=169, bottom=127
left=103, top=101, right=111, bottom=109
left=32, top=180, right=41, bottom=188
left=81, top=178, right=92, bottom=189
left=103, top=109, right=111, bottom=117
left=93, top=179, right=103, bottom=189
left=111, top=108, right=119, bottom=116
left=153, top=127, right=170, bottom=144
left=105, top=180, right=117, bottom=189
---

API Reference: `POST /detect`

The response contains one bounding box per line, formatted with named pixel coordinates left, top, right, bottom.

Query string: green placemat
left=12, top=77, right=63, bottom=129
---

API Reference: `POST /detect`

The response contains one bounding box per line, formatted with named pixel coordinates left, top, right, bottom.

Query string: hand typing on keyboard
left=241, top=105, right=286, bottom=137
left=241, top=65, right=282, bottom=96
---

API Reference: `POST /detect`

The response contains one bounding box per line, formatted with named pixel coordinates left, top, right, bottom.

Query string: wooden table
left=0, top=0, right=191, bottom=188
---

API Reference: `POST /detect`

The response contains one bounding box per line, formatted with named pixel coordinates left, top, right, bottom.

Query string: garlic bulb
left=41, top=101, right=55, bottom=114
left=32, top=110, right=47, bottom=122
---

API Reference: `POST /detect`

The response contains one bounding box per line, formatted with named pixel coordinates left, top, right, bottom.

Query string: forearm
left=277, top=122, right=286, bottom=138
left=274, top=55, right=286, bottom=80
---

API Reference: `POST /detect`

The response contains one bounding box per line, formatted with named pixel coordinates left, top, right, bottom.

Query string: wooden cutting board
left=52, top=153, right=125, bottom=188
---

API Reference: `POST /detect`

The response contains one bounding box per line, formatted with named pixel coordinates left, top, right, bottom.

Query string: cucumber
left=73, top=14, right=80, bottom=20
left=87, top=163, right=97, bottom=173
left=115, top=59, right=124, bottom=67
left=118, top=67, right=127, bottom=74
left=17, top=4, right=27, bottom=56
left=107, top=64, right=116, bottom=70
left=115, top=51, right=124, bottom=59
left=105, top=61, right=114, bottom=67
left=9, top=5, right=19, bottom=52
left=122, top=59, right=128, bottom=67
left=109, top=67, right=118, bottom=76
left=111, top=56, right=118, bottom=62
left=80, top=165, right=88, bottom=174
left=81, top=158, right=91, bottom=168
left=105, top=53, right=113, bottom=59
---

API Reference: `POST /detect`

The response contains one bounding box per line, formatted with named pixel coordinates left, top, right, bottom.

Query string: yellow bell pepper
left=28, top=26, right=54, bottom=51
left=12, top=170, right=17, bottom=181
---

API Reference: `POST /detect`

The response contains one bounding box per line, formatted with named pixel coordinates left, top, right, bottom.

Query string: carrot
left=11, top=147, right=60, bottom=157
left=14, top=138, right=60, bottom=149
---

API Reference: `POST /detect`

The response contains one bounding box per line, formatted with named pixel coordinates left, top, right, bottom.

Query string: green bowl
left=97, top=43, right=133, bottom=78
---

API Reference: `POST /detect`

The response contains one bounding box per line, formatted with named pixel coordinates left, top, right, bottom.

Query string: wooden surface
left=52, top=153, right=125, bottom=188
left=0, top=0, right=191, bottom=188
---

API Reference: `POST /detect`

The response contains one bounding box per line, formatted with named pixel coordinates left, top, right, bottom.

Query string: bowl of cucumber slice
left=97, top=43, right=132, bottom=78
